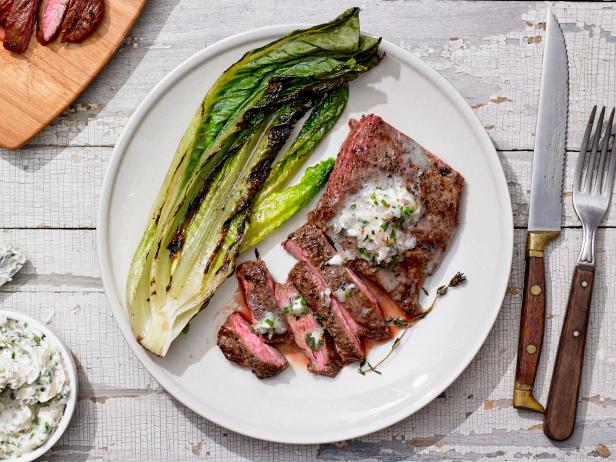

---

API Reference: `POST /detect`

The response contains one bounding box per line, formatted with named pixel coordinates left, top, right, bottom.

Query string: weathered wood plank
left=1, top=228, right=614, bottom=461
left=5, top=1, right=614, bottom=153
left=0, top=147, right=613, bottom=230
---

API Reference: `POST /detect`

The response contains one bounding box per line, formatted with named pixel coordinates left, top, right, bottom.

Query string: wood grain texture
left=0, top=0, right=146, bottom=150
left=545, top=265, right=596, bottom=441
left=515, top=255, right=547, bottom=391
left=0, top=1, right=615, bottom=460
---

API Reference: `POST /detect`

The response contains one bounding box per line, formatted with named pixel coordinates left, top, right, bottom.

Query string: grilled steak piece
left=36, top=0, right=68, bottom=44
left=236, top=260, right=290, bottom=344
left=275, top=283, right=342, bottom=377
left=60, top=0, right=103, bottom=43
left=217, top=313, right=288, bottom=379
left=288, top=261, right=364, bottom=363
left=0, top=0, right=12, bottom=25
left=310, top=115, right=464, bottom=316
left=3, top=0, right=38, bottom=53
left=284, top=224, right=388, bottom=339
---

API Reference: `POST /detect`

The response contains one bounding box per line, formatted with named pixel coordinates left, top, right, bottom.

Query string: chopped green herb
left=401, top=206, right=414, bottom=216
left=182, top=323, right=191, bottom=335
left=264, top=318, right=274, bottom=327
left=357, top=247, right=370, bottom=259
left=381, top=199, right=389, bottom=207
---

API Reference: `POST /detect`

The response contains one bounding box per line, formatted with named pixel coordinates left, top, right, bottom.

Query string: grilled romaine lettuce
left=241, top=158, right=336, bottom=252
left=127, top=8, right=383, bottom=356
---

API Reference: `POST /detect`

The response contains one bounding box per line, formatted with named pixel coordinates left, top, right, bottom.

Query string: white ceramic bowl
left=0, top=310, right=78, bottom=462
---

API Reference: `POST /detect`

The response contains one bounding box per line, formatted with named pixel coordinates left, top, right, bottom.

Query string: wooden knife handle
left=513, top=254, right=547, bottom=412
left=544, top=265, right=595, bottom=441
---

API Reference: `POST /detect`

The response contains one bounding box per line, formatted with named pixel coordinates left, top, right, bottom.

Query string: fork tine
left=575, top=105, right=597, bottom=192
left=583, top=106, right=605, bottom=192
left=593, top=108, right=615, bottom=194
left=603, top=110, right=616, bottom=198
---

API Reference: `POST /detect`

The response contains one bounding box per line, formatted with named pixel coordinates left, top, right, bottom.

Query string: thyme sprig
left=358, top=272, right=466, bottom=376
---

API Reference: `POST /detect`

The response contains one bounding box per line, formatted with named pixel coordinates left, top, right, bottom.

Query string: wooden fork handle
left=513, top=231, right=558, bottom=413
left=544, top=265, right=595, bottom=441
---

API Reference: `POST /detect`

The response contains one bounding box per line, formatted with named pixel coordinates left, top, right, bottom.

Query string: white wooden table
left=1, top=1, right=615, bottom=460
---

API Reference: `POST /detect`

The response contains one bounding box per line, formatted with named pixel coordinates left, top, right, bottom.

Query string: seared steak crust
left=0, top=0, right=12, bottom=25
left=284, top=224, right=388, bottom=338
left=3, top=0, right=38, bottom=53
left=217, top=313, right=288, bottom=379
left=288, top=261, right=364, bottom=363
left=60, top=0, right=103, bottom=43
left=236, top=260, right=289, bottom=344
left=310, top=115, right=464, bottom=316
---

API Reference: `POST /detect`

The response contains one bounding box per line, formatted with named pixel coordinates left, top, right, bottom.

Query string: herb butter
left=332, top=180, right=422, bottom=264
left=0, top=316, right=70, bottom=459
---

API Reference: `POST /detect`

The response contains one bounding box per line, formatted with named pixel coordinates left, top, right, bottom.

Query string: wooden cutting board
left=0, top=0, right=147, bottom=150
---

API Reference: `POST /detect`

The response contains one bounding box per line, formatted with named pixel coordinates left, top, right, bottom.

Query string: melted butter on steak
left=309, top=114, right=464, bottom=316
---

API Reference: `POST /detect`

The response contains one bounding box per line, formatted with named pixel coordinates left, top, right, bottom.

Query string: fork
left=544, top=106, right=616, bottom=441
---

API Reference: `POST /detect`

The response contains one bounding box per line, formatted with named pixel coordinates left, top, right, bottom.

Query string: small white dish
left=0, top=310, right=78, bottom=462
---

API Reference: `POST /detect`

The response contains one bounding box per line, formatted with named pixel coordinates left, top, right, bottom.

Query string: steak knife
left=513, top=9, right=569, bottom=413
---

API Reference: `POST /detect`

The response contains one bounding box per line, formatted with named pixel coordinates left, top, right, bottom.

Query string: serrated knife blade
left=528, top=10, right=569, bottom=232
left=513, top=8, right=569, bottom=414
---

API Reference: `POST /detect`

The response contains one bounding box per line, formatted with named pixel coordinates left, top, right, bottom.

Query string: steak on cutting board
left=217, top=313, right=288, bottom=379
left=3, top=0, right=38, bottom=53
left=288, top=261, right=364, bottom=363
left=37, top=0, right=69, bottom=44
left=0, top=0, right=12, bottom=25
left=60, top=0, right=103, bottom=43
left=309, top=114, right=464, bottom=316
left=236, top=260, right=290, bottom=344
left=275, top=283, right=342, bottom=377
left=284, top=223, right=388, bottom=339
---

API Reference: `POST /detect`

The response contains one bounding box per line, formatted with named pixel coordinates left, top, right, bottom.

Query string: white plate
left=97, top=25, right=513, bottom=444
left=0, top=310, right=78, bottom=462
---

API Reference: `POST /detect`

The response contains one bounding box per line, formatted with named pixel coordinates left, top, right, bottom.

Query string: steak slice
left=0, top=0, right=12, bottom=25
left=236, top=260, right=290, bottom=344
left=217, top=313, right=288, bottom=379
left=36, top=0, right=68, bottom=44
left=60, top=0, right=103, bottom=43
left=284, top=224, right=388, bottom=339
left=310, top=115, right=464, bottom=316
left=275, top=283, right=342, bottom=377
left=3, top=0, right=38, bottom=53
left=288, top=261, right=364, bottom=363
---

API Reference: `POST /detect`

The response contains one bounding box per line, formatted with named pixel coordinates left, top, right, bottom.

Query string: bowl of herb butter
left=0, top=310, right=77, bottom=461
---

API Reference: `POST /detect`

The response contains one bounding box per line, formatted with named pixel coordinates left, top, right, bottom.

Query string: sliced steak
left=36, top=0, right=68, bottom=44
left=60, top=0, right=103, bottom=43
left=3, top=0, right=38, bottom=53
left=0, top=0, right=12, bottom=25
left=284, top=224, right=388, bottom=339
left=217, top=313, right=288, bottom=379
left=275, top=283, right=342, bottom=377
left=310, top=115, right=464, bottom=316
left=236, top=260, right=290, bottom=344
left=288, top=261, right=364, bottom=363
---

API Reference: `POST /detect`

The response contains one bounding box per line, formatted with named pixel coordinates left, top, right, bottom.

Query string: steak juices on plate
left=217, top=115, right=464, bottom=378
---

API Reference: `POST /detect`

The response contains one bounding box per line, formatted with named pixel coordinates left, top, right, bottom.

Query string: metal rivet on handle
left=526, top=344, right=537, bottom=354
left=581, top=281, right=588, bottom=288
left=530, top=285, right=542, bottom=296
left=573, top=331, right=580, bottom=337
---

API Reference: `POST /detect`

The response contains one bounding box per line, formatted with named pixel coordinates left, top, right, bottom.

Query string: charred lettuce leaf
left=126, top=8, right=383, bottom=356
